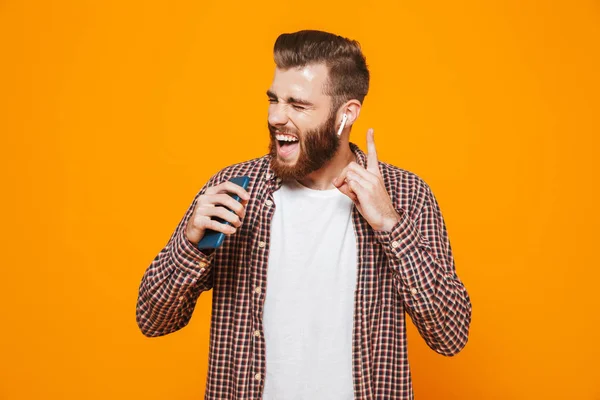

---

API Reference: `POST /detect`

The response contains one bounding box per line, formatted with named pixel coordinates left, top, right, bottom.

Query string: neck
left=297, top=141, right=356, bottom=190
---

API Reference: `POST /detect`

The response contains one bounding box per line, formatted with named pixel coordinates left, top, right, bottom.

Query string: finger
left=206, top=180, right=251, bottom=201
left=335, top=169, right=374, bottom=201
left=366, top=128, right=380, bottom=176
left=347, top=162, right=377, bottom=183
left=204, top=194, right=245, bottom=218
left=346, top=178, right=368, bottom=204
left=333, top=162, right=375, bottom=188
left=347, top=170, right=376, bottom=193
left=199, top=206, right=242, bottom=228
left=203, top=218, right=237, bottom=235
left=335, top=182, right=358, bottom=202
left=333, top=165, right=351, bottom=188
left=221, top=180, right=251, bottom=201
left=240, top=198, right=249, bottom=218
left=344, top=170, right=370, bottom=200
left=191, top=214, right=236, bottom=235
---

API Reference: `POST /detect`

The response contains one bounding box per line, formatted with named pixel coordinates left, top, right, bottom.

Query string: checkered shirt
left=136, top=142, right=472, bottom=399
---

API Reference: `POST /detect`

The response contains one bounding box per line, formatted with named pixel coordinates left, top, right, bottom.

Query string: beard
left=268, top=110, right=341, bottom=181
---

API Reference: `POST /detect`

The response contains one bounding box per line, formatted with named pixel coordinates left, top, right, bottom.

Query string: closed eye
left=268, top=99, right=306, bottom=111
left=266, top=90, right=314, bottom=110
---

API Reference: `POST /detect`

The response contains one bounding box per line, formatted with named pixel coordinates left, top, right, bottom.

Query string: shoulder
left=378, top=160, right=434, bottom=214
left=379, top=160, right=431, bottom=192
left=210, top=155, right=270, bottom=183
left=199, top=155, right=271, bottom=196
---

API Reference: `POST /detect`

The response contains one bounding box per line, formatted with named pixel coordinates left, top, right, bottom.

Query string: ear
left=338, top=99, right=362, bottom=127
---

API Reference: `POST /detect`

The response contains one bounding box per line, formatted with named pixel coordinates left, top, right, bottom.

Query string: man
left=136, top=30, right=472, bottom=399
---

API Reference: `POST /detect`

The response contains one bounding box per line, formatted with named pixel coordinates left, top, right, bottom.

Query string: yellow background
left=1, top=0, right=599, bottom=399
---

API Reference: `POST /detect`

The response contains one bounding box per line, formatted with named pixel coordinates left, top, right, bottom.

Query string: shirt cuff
left=372, top=208, right=422, bottom=259
left=170, top=228, right=215, bottom=278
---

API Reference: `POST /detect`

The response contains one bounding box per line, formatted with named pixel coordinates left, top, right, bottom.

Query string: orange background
left=1, top=0, right=599, bottom=399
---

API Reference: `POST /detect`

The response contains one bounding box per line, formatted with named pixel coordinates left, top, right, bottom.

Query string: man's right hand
left=185, top=181, right=251, bottom=246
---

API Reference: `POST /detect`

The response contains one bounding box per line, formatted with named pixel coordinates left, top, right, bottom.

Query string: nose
left=268, top=103, right=289, bottom=127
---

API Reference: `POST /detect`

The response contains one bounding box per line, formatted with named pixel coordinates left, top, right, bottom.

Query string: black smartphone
left=196, top=176, right=250, bottom=250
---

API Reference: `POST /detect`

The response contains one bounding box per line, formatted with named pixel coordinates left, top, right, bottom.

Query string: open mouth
left=276, top=133, right=299, bottom=158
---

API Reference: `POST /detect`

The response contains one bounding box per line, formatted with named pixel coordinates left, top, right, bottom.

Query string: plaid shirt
left=136, top=142, right=472, bottom=399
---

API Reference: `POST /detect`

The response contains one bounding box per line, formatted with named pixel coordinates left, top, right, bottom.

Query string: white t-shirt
left=262, top=179, right=358, bottom=400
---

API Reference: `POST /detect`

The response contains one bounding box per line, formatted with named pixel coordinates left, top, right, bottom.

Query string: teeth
left=276, top=134, right=299, bottom=142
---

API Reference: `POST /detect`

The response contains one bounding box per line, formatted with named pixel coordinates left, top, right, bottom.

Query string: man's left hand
left=333, top=128, right=401, bottom=232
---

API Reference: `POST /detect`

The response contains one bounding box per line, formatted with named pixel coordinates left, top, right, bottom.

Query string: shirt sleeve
left=135, top=174, right=221, bottom=338
left=373, top=181, right=472, bottom=356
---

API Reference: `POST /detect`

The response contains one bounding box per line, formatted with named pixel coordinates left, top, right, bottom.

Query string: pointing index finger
left=366, top=128, right=380, bottom=175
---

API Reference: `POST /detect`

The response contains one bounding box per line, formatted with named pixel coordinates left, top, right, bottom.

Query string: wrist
left=375, top=211, right=402, bottom=232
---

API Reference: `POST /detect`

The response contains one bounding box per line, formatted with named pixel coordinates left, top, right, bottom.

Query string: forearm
left=136, top=224, right=215, bottom=337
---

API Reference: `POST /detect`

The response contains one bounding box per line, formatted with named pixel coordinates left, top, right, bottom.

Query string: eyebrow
left=266, top=90, right=315, bottom=107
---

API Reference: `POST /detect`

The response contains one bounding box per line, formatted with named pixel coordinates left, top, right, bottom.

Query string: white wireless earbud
left=337, top=114, right=348, bottom=136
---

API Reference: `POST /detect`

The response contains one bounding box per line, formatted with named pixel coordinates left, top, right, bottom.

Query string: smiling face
left=267, top=64, right=341, bottom=181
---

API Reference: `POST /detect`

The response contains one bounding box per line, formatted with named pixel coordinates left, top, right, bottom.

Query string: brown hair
left=273, top=30, right=370, bottom=112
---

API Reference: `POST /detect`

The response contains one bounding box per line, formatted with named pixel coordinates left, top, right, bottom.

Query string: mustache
left=268, top=123, right=299, bottom=137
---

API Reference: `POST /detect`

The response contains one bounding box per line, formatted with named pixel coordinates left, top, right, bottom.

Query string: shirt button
left=391, top=241, right=399, bottom=248
left=255, top=373, right=262, bottom=381
left=254, top=329, right=261, bottom=337
left=178, top=296, right=185, bottom=301
left=258, top=241, right=266, bottom=248
left=265, top=200, right=273, bottom=207
left=199, top=261, right=207, bottom=268
left=410, top=288, right=418, bottom=295
left=254, top=286, right=262, bottom=294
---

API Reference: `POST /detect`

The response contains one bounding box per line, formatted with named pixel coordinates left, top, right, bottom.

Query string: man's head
left=267, top=30, right=370, bottom=181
